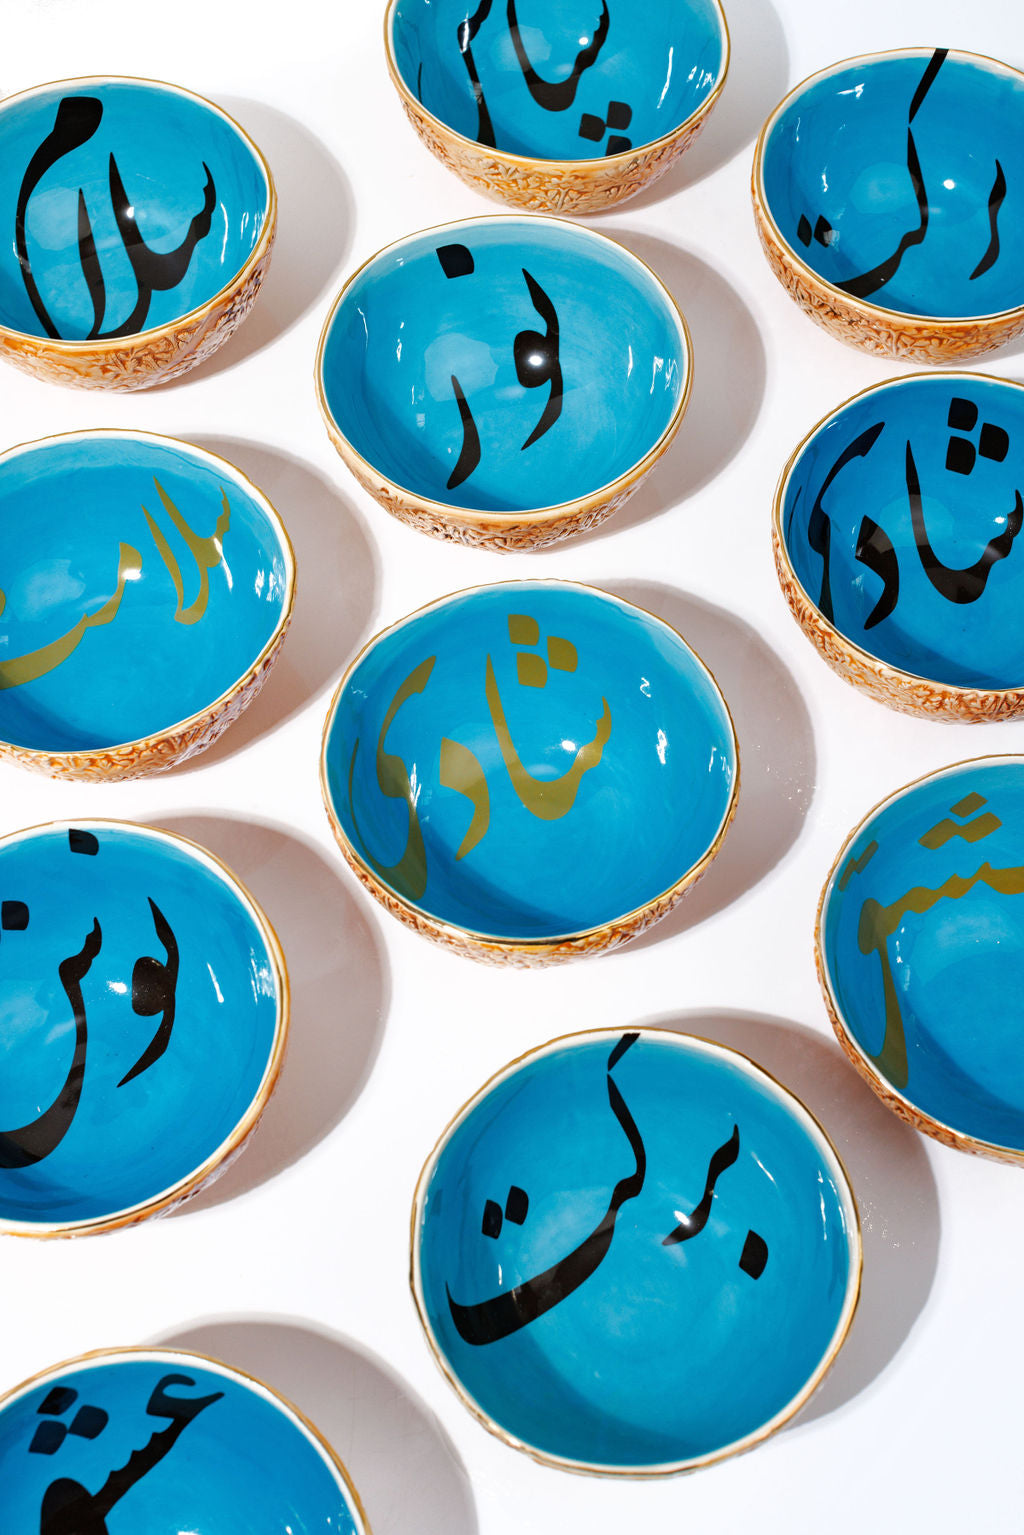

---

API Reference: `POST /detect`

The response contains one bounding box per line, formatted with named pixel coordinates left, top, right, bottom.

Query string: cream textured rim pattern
left=409, top=1025, right=862, bottom=1477
left=815, top=753, right=1024, bottom=1167
left=0, top=818, right=291, bottom=1239
left=771, top=371, right=1024, bottom=721
left=315, top=215, right=693, bottom=549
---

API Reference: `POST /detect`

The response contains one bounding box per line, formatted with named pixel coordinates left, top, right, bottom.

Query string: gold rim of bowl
left=0, top=818, right=290, bottom=1238
left=409, top=1024, right=862, bottom=1477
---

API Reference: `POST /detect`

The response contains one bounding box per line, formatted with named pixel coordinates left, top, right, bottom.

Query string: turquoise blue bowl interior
left=0, top=1350, right=365, bottom=1532
left=321, top=582, right=736, bottom=944
left=414, top=1029, right=860, bottom=1472
left=0, top=821, right=285, bottom=1231
left=388, top=0, right=726, bottom=161
left=0, top=432, right=292, bottom=756
left=779, top=373, right=1024, bottom=689
left=318, top=219, right=690, bottom=513
left=0, top=77, right=271, bottom=342
left=759, top=49, right=1024, bottom=322
left=820, top=757, right=1024, bottom=1155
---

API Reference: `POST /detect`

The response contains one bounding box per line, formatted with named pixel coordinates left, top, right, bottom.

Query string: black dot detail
left=578, top=112, right=604, bottom=142
left=38, top=1387, right=77, bottom=1416
left=505, top=1185, right=529, bottom=1225
left=606, top=100, right=632, bottom=131
left=797, top=214, right=812, bottom=247
left=980, top=422, right=1010, bottom=462
left=482, top=1198, right=503, bottom=1239
left=29, top=1422, right=67, bottom=1455
left=68, top=829, right=99, bottom=856
left=739, top=1229, right=768, bottom=1280
left=436, top=243, right=474, bottom=279
left=945, top=436, right=976, bottom=476
left=605, top=135, right=632, bottom=155
left=70, top=1405, right=108, bottom=1439
left=948, top=397, right=979, bottom=431
left=1, top=900, right=28, bottom=931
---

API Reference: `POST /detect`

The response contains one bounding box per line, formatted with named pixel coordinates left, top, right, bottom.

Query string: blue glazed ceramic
left=0, top=821, right=287, bottom=1234
left=316, top=218, right=691, bottom=547
left=0, top=431, right=294, bottom=778
left=320, top=582, right=737, bottom=962
left=0, top=1349, right=367, bottom=1532
left=819, top=756, right=1024, bottom=1162
left=413, top=1028, right=860, bottom=1473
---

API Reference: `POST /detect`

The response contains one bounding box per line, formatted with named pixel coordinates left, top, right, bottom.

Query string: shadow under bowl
left=0, top=819, right=288, bottom=1235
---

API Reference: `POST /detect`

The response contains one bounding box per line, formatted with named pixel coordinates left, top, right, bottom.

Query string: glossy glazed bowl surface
left=0, top=1349, right=367, bottom=1531
left=0, top=821, right=287, bottom=1234
left=819, top=757, right=1024, bottom=1162
left=321, top=582, right=737, bottom=962
left=0, top=431, right=293, bottom=778
left=413, top=1028, right=860, bottom=1473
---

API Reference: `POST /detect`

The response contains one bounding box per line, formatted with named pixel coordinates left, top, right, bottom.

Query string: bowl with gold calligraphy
left=0, top=819, right=289, bottom=1236
left=774, top=372, right=1024, bottom=721
left=0, top=1347, right=368, bottom=1530
left=0, top=75, right=275, bottom=390
left=0, top=430, right=295, bottom=781
left=752, top=49, right=1024, bottom=362
left=819, top=756, right=1024, bottom=1165
left=320, top=580, right=737, bottom=965
left=384, top=0, right=728, bottom=213
left=412, top=1027, right=861, bottom=1475
left=316, top=217, right=691, bottom=550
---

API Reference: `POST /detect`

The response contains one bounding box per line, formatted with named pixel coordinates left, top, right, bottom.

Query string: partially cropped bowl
left=0, top=1347, right=368, bottom=1530
left=0, top=76, right=275, bottom=388
left=0, top=820, right=287, bottom=1236
left=317, top=217, right=691, bottom=550
left=753, top=48, right=1024, bottom=362
left=321, top=581, right=737, bottom=965
left=818, top=756, right=1024, bottom=1165
left=385, top=0, right=728, bottom=213
left=412, top=1027, right=860, bottom=1474
left=0, top=430, right=294, bottom=780
left=774, top=372, right=1024, bottom=721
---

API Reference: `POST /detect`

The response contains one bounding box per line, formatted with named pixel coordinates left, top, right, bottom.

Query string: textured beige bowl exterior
left=751, top=50, right=1024, bottom=363
left=0, top=76, right=276, bottom=391
left=383, top=0, right=729, bottom=213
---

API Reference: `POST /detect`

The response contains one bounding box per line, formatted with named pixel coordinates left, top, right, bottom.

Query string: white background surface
left=2, top=1, right=1023, bottom=1530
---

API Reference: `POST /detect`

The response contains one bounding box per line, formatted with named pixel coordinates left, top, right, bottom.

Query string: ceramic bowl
left=818, top=756, right=1024, bottom=1165
left=0, top=430, right=294, bottom=780
left=385, top=0, right=728, bottom=213
left=0, top=819, right=288, bottom=1235
left=752, top=49, right=1024, bottom=362
left=321, top=581, right=737, bottom=965
left=0, top=1347, right=368, bottom=1530
left=412, top=1027, right=860, bottom=1475
left=0, top=76, right=275, bottom=389
left=316, top=217, right=691, bottom=550
left=774, top=372, right=1024, bottom=721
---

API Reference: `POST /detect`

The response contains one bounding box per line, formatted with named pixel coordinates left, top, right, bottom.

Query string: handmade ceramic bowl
left=774, top=372, right=1024, bottom=721
left=0, top=820, right=288, bottom=1236
left=0, top=76, right=275, bottom=389
left=0, top=430, right=294, bottom=780
left=412, top=1027, right=860, bottom=1474
left=0, top=1347, right=368, bottom=1530
left=317, top=218, right=691, bottom=550
left=753, top=49, right=1024, bottom=361
left=385, top=0, right=728, bottom=213
left=321, top=581, right=737, bottom=965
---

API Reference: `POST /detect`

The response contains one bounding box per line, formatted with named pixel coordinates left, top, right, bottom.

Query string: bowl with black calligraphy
left=752, top=49, right=1024, bottom=362
left=818, top=756, right=1024, bottom=1165
left=320, top=581, right=737, bottom=965
left=384, top=0, right=728, bottom=213
left=0, top=75, right=275, bottom=390
left=774, top=372, right=1024, bottom=721
left=316, top=217, right=691, bottom=550
left=0, top=820, right=288, bottom=1236
left=0, top=1347, right=368, bottom=1531
left=0, top=430, right=294, bottom=780
left=412, top=1027, right=861, bottom=1474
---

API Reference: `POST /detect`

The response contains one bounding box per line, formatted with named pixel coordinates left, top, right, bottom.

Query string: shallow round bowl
left=0, top=76, right=275, bottom=389
left=818, top=756, right=1024, bottom=1165
left=321, top=581, right=737, bottom=965
left=412, top=1027, right=860, bottom=1474
left=753, top=49, right=1024, bottom=362
left=774, top=372, right=1024, bottom=721
left=317, top=218, right=691, bottom=550
left=0, top=430, right=294, bottom=780
left=0, top=1348, right=368, bottom=1530
left=0, top=819, right=288, bottom=1235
